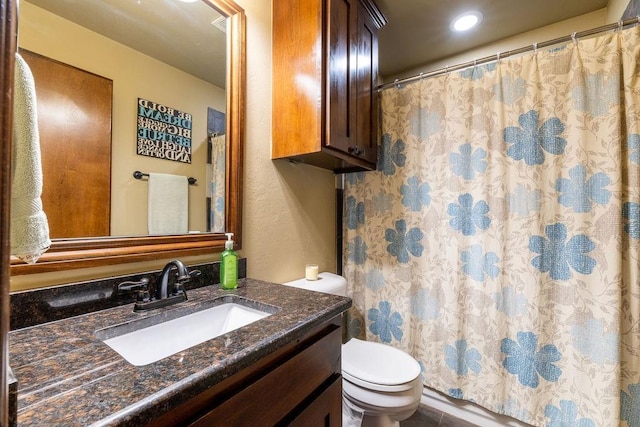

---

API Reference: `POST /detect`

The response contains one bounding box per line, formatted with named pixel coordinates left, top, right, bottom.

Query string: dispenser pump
left=225, top=233, right=234, bottom=250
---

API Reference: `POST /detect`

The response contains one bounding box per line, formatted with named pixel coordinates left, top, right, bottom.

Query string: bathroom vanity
left=8, top=278, right=351, bottom=426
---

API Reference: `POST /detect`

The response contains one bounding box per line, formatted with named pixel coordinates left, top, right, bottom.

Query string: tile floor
left=401, top=405, right=478, bottom=427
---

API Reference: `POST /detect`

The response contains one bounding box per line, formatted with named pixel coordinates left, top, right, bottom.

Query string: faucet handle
left=171, top=270, right=200, bottom=295
left=135, top=288, right=152, bottom=303
left=175, top=268, right=201, bottom=283
left=117, top=278, right=150, bottom=292
left=168, top=269, right=200, bottom=297
left=171, top=282, right=187, bottom=297
left=117, top=278, right=151, bottom=303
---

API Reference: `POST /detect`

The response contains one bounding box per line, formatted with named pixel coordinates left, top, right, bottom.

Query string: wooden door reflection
left=21, top=49, right=112, bottom=238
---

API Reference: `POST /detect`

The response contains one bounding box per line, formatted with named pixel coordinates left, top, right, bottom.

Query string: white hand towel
left=148, top=173, right=188, bottom=235
left=10, top=53, right=51, bottom=264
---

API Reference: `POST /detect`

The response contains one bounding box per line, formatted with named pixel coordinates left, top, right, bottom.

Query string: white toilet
left=284, top=272, right=423, bottom=427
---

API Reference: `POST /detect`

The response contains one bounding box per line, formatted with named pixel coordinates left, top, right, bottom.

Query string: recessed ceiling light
left=451, top=11, right=483, bottom=32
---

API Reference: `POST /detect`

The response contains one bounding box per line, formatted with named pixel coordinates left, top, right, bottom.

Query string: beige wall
left=18, top=2, right=225, bottom=236
left=231, top=0, right=337, bottom=283
left=608, top=0, right=633, bottom=22
left=13, top=1, right=629, bottom=291
left=11, top=0, right=337, bottom=291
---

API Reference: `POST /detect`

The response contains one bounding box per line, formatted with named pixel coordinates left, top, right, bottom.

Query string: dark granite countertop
left=9, top=278, right=351, bottom=426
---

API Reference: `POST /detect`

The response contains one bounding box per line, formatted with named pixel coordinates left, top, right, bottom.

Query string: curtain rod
left=378, top=16, right=640, bottom=91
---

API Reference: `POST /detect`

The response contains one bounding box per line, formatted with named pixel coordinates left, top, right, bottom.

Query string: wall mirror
left=10, top=0, right=245, bottom=275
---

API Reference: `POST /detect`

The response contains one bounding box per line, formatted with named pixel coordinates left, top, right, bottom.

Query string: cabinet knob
left=348, top=146, right=365, bottom=157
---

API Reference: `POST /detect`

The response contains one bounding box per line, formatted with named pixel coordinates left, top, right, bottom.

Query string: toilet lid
left=342, top=338, right=421, bottom=386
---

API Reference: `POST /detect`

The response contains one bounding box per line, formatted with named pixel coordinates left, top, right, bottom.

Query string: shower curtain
left=208, top=133, right=225, bottom=232
left=343, top=26, right=640, bottom=427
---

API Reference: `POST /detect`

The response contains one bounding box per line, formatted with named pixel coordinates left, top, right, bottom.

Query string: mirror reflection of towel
left=11, top=53, right=51, bottom=263
left=148, top=173, right=188, bottom=235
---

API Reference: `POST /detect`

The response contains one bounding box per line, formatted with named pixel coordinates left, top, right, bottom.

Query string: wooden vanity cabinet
left=272, top=0, right=386, bottom=172
left=149, top=316, right=343, bottom=426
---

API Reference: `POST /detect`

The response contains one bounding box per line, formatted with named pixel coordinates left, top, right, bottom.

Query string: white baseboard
left=420, top=387, right=532, bottom=427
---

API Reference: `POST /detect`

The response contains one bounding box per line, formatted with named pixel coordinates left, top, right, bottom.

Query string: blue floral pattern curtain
left=208, top=134, right=225, bottom=232
left=343, top=26, right=640, bottom=427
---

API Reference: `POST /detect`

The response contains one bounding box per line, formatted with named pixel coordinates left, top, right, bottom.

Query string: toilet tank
left=283, top=272, right=347, bottom=296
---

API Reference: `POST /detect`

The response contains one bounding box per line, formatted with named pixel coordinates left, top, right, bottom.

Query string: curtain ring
left=496, top=52, right=501, bottom=63
left=394, top=78, right=400, bottom=89
left=636, top=15, right=640, bottom=24
left=533, top=42, right=538, bottom=53
left=473, top=58, right=477, bottom=67
left=618, top=19, right=623, bottom=31
left=571, top=32, right=578, bottom=44
left=419, top=72, right=424, bottom=80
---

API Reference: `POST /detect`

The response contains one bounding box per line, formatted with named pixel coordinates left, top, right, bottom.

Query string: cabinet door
left=354, top=0, right=378, bottom=164
left=326, top=0, right=379, bottom=167
left=272, top=0, right=324, bottom=159
left=288, top=375, right=342, bottom=427
left=326, top=0, right=357, bottom=156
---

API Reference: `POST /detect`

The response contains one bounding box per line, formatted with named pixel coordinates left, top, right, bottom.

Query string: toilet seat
left=343, top=370, right=417, bottom=393
left=342, top=339, right=421, bottom=392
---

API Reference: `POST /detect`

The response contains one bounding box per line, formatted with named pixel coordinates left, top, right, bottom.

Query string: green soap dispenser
left=220, top=232, right=238, bottom=290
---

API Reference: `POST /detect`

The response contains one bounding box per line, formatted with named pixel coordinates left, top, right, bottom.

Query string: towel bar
left=133, top=170, right=197, bottom=185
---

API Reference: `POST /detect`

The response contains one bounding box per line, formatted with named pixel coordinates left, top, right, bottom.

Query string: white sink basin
left=96, top=296, right=277, bottom=366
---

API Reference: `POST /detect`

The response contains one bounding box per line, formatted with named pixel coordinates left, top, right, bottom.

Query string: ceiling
left=24, top=0, right=613, bottom=88
left=375, top=0, right=610, bottom=80
left=24, top=0, right=227, bottom=88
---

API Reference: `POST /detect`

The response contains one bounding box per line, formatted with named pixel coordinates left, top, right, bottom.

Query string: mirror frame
left=9, top=0, right=245, bottom=275
left=1, top=0, right=16, bottom=421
